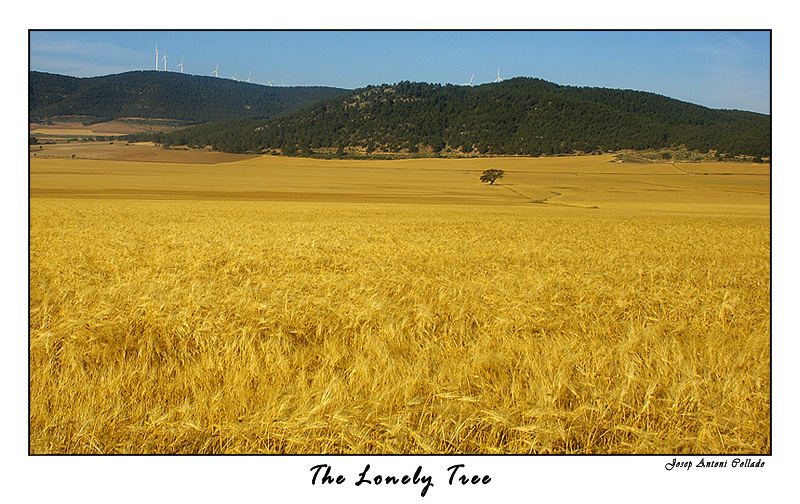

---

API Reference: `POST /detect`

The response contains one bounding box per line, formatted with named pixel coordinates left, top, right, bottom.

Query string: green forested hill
left=146, top=78, right=769, bottom=158
left=29, top=71, right=350, bottom=123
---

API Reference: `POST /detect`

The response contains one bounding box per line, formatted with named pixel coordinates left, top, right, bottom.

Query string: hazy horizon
left=29, top=30, right=770, bottom=114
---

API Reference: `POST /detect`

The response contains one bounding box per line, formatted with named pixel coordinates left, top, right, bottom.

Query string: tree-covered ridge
left=142, top=77, right=771, bottom=158
left=29, top=71, right=351, bottom=124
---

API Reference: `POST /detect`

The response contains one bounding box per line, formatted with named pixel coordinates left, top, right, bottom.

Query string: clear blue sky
left=29, top=30, right=770, bottom=114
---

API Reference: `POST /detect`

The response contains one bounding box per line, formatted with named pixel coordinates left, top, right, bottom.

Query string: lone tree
left=480, top=169, right=505, bottom=185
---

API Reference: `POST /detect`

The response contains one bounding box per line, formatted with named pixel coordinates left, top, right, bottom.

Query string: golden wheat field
left=29, top=153, right=770, bottom=454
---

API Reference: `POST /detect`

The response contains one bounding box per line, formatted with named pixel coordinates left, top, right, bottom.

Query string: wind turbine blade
left=493, top=67, right=503, bottom=83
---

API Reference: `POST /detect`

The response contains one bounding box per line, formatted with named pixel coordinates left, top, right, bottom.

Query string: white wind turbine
left=211, top=62, right=220, bottom=77
left=162, top=49, right=167, bottom=72
left=154, top=43, right=159, bottom=70
left=494, top=67, right=503, bottom=83
left=246, top=70, right=252, bottom=83
left=176, top=56, right=184, bottom=73
left=231, top=70, right=238, bottom=81
left=463, top=73, right=475, bottom=86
